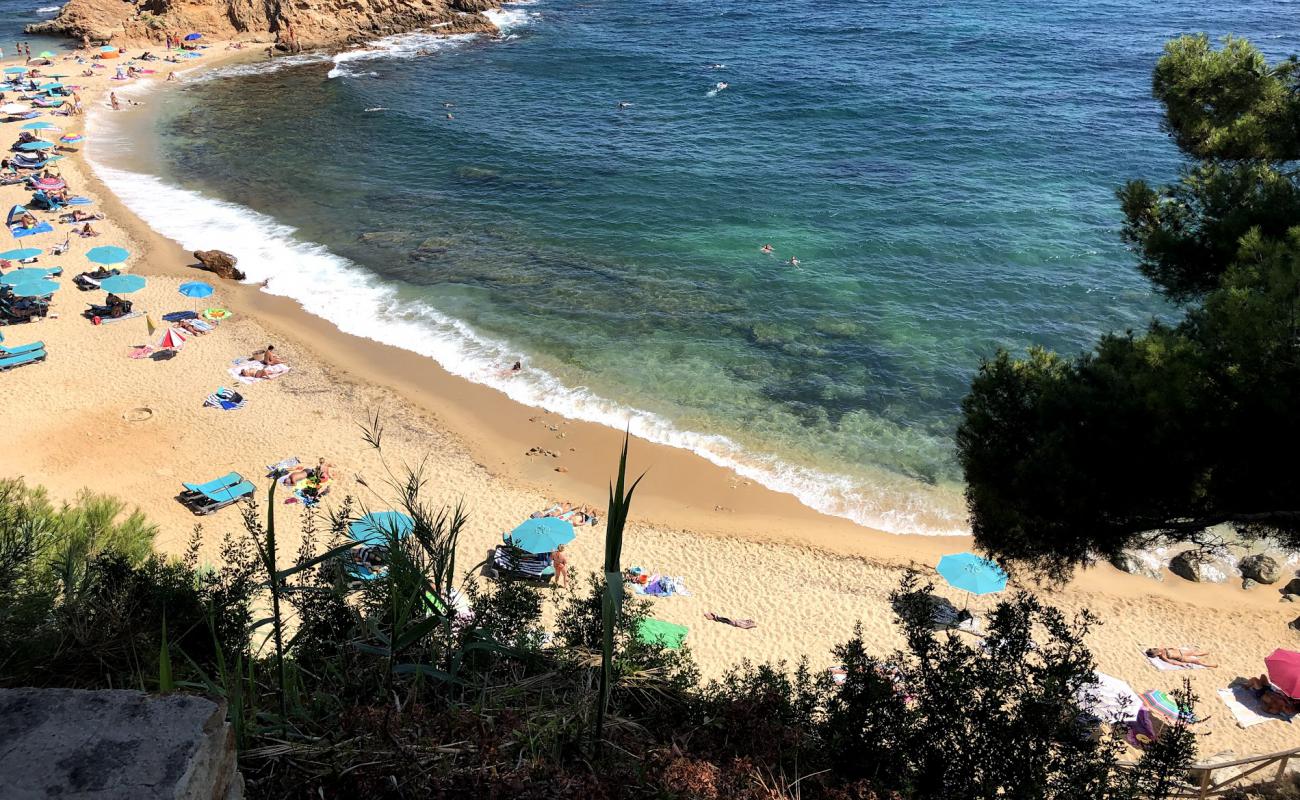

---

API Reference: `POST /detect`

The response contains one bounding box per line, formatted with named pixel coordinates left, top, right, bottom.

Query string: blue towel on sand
left=203, top=387, right=245, bottom=411
left=10, top=221, right=52, bottom=238
left=67, top=197, right=93, bottom=205
left=163, top=310, right=198, bottom=322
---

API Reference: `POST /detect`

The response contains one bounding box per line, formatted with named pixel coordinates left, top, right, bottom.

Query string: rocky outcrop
left=1239, top=554, right=1283, bottom=585
left=194, top=249, right=245, bottom=281
left=0, top=688, right=242, bottom=799
left=1169, top=549, right=1230, bottom=583
left=27, top=0, right=500, bottom=51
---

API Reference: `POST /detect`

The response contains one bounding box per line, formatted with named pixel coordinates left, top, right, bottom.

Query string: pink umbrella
left=1264, top=649, right=1300, bottom=699
left=155, top=326, right=188, bottom=351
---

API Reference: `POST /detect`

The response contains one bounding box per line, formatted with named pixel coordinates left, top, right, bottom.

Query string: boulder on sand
left=1239, top=554, right=1282, bottom=585
left=1169, top=549, right=1229, bottom=583
left=193, top=250, right=245, bottom=282
left=1110, top=551, right=1163, bottom=581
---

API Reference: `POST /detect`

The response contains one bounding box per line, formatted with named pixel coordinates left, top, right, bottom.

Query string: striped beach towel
left=203, top=387, right=245, bottom=411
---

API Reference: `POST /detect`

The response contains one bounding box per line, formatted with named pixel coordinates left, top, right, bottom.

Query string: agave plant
left=595, top=431, right=643, bottom=751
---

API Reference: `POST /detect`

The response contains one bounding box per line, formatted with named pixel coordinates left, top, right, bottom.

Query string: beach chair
left=0, top=340, right=45, bottom=357
left=0, top=346, right=45, bottom=370
left=486, top=544, right=555, bottom=584
left=177, top=471, right=243, bottom=502
left=178, top=479, right=255, bottom=515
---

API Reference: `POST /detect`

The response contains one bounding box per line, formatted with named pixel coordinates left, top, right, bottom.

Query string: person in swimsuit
left=552, top=544, right=569, bottom=588
left=1146, top=647, right=1217, bottom=668
left=1245, top=675, right=1300, bottom=715
left=761, top=243, right=773, bottom=254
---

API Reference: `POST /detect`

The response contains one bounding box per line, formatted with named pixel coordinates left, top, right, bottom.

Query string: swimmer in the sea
left=788, top=256, right=800, bottom=268
left=618, top=101, right=632, bottom=109
left=761, top=243, right=773, bottom=254
left=715, top=82, right=729, bottom=91
left=446, top=112, right=454, bottom=120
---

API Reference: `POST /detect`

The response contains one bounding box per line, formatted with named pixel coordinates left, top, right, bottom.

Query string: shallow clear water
left=92, top=0, right=1297, bottom=533
left=0, top=0, right=71, bottom=57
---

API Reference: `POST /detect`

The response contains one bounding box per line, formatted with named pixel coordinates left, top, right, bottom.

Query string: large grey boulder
left=0, top=688, right=242, bottom=799
left=1169, top=550, right=1229, bottom=583
left=1239, top=554, right=1283, bottom=585
left=1110, top=551, right=1163, bottom=581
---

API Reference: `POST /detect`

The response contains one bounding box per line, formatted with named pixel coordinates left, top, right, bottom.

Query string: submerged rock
left=1169, top=550, right=1229, bottom=583
left=194, top=249, right=245, bottom=282
left=1239, top=554, right=1282, bottom=585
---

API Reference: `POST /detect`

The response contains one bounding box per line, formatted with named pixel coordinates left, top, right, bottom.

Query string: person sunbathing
left=1146, top=647, right=1217, bottom=669
left=18, top=212, right=37, bottom=229
left=258, top=344, right=285, bottom=365
left=60, top=210, right=102, bottom=223
left=240, top=364, right=277, bottom=379
left=1246, top=675, right=1300, bottom=716
left=78, top=222, right=100, bottom=237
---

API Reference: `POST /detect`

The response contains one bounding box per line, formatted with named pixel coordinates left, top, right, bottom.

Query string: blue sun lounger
left=180, top=471, right=243, bottom=498
left=177, top=474, right=254, bottom=515
left=0, top=340, right=44, bottom=356
left=0, top=347, right=45, bottom=370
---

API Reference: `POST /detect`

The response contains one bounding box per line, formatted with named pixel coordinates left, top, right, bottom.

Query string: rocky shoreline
left=26, top=0, right=502, bottom=51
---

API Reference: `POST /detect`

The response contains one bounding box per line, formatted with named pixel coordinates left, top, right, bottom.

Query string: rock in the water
left=1240, top=554, right=1283, bottom=584
left=1169, top=550, right=1229, bottom=583
left=194, top=249, right=246, bottom=282
left=1110, top=552, right=1163, bottom=581
left=0, top=687, right=243, bottom=799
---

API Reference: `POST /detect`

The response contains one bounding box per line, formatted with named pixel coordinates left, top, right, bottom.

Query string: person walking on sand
left=110, top=92, right=120, bottom=111
left=552, top=544, right=569, bottom=588
left=167, top=71, right=179, bottom=82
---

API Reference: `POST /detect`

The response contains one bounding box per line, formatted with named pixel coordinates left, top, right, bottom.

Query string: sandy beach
left=0, top=38, right=1297, bottom=761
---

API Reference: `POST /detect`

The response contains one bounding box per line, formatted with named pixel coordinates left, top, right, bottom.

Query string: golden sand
left=0, top=42, right=1296, bottom=760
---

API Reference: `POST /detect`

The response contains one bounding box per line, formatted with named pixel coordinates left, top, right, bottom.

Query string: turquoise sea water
left=87, top=0, right=1296, bottom=533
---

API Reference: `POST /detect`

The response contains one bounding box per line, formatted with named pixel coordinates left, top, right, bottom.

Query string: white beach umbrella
left=0, top=103, right=30, bottom=115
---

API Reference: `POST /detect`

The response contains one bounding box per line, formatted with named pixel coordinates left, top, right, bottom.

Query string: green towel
left=636, top=618, right=688, bottom=650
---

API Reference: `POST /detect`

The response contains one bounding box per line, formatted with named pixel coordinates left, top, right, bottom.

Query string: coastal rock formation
left=1168, top=549, right=1229, bottom=583
left=194, top=249, right=246, bottom=282
left=1239, top=554, right=1282, bottom=585
left=0, top=688, right=242, bottom=798
left=26, top=0, right=501, bottom=51
left=1109, top=551, right=1163, bottom=581
left=1283, top=577, right=1300, bottom=596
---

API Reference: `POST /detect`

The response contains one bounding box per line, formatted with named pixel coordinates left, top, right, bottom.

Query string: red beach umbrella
left=155, top=326, right=188, bottom=351
left=1264, top=648, right=1300, bottom=699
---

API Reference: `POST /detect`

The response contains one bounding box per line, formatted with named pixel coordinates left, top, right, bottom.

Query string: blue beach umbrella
left=39, top=83, right=64, bottom=91
left=349, top=511, right=414, bottom=546
left=100, top=46, right=116, bottom=53
left=99, top=274, right=146, bottom=294
left=0, top=267, right=56, bottom=285
left=508, top=517, right=575, bottom=554
left=936, top=553, right=1008, bottom=596
left=9, top=278, right=58, bottom=297
left=21, top=121, right=56, bottom=131
left=59, top=133, right=83, bottom=144
left=178, top=281, right=213, bottom=298
left=18, top=141, right=54, bottom=151
left=184, top=33, right=202, bottom=41
left=0, top=248, right=41, bottom=261
left=3, top=67, right=25, bottom=74
left=85, top=245, right=129, bottom=265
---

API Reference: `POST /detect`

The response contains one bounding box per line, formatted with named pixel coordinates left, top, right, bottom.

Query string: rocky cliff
left=27, top=0, right=501, bottom=51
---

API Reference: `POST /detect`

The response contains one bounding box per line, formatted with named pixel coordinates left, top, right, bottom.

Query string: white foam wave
left=483, top=6, right=536, bottom=34
left=81, top=46, right=967, bottom=538
left=36, top=4, right=61, bottom=12
left=187, top=53, right=332, bottom=84
left=327, top=29, right=475, bottom=79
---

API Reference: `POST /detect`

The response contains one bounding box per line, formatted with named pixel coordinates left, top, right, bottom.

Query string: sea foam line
left=81, top=34, right=967, bottom=539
